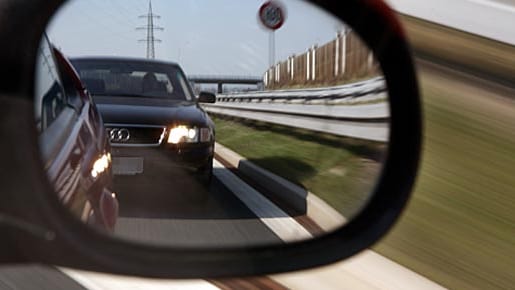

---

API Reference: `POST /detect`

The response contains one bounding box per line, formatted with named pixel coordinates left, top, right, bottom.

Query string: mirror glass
left=35, top=0, right=389, bottom=247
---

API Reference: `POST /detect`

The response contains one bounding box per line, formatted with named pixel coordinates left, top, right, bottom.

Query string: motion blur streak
left=374, top=59, right=515, bottom=290
left=386, top=0, right=515, bottom=45
left=60, top=268, right=221, bottom=290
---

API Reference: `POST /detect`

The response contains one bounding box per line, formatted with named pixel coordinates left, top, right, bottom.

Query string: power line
left=136, top=0, right=163, bottom=59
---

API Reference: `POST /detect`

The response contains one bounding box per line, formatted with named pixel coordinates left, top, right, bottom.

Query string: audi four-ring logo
left=108, top=128, right=130, bottom=142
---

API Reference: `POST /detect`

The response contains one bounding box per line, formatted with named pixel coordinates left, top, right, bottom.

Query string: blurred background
left=278, top=1, right=515, bottom=289
left=279, top=0, right=515, bottom=289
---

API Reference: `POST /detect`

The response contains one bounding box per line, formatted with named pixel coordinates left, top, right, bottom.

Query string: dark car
left=69, top=57, right=216, bottom=188
left=35, top=34, right=118, bottom=231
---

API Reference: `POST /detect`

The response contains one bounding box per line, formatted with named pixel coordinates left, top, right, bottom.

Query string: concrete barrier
left=215, top=142, right=345, bottom=232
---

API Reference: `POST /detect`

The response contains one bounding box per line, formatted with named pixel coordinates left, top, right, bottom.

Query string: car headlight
left=168, top=126, right=199, bottom=144
left=167, top=126, right=213, bottom=144
left=91, top=153, right=110, bottom=178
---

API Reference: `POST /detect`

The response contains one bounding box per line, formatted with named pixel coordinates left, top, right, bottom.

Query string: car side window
left=34, top=35, right=67, bottom=131
left=155, top=73, right=174, bottom=94
left=53, top=49, right=85, bottom=112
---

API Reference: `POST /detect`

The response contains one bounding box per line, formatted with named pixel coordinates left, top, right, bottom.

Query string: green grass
left=212, top=117, right=386, bottom=218
left=373, top=81, right=515, bottom=289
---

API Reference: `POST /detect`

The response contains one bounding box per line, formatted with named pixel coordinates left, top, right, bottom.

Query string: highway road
left=0, top=152, right=321, bottom=289
left=0, top=159, right=290, bottom=289
left=112, top=159, right=311, bottom=247
left=0, top=154, right=442, bottom=289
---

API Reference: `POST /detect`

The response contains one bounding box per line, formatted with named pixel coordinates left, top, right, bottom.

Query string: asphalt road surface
left=0, top=161, right=290, bottom=290
left=112, top=163, right=283, bottom=247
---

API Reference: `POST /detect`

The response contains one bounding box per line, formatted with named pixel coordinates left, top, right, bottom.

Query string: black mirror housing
left=0, top=0, right=421, bottom=279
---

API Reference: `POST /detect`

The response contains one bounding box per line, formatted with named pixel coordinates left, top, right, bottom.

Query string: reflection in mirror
left=36, top=0, right=389, bottom=247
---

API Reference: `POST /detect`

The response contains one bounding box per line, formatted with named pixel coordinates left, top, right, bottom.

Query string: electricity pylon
left=137, top=0, right=163, bottom=59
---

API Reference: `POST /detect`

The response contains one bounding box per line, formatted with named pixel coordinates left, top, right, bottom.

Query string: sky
left=47, top=0, right=348, bottom=76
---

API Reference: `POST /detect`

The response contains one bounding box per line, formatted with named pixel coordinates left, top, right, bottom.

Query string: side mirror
left=197, top=91, right=216, bottom=103
left=0, top=0, right=421, bottom=279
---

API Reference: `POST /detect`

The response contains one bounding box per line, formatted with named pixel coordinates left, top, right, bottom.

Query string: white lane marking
left=272, top=250, right=447, bottom=290
left=213, top=159, right=313, bottom=242
left=59, top=268, right=220, bottom=290
left=306, top=192, right=346, bottom=232
left=340, top=251, right=447, bottom=290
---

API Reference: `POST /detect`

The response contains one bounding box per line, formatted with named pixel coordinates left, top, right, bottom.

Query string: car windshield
left=71, top=59, right=194, bottom=101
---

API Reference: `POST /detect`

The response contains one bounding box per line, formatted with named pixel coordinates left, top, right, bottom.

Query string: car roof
left=69, top=56, right=181, bottom=68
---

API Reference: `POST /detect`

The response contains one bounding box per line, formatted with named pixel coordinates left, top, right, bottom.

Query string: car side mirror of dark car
left=0, top=0, right=421, bottom=280
left=197, top=91, right=216, bottom=103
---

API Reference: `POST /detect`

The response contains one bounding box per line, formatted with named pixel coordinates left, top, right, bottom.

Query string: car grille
left=106, top=125, right=166, bottom=146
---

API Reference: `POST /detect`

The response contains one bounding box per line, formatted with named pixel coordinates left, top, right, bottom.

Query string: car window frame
left=34, top=33, right=69, bottom=132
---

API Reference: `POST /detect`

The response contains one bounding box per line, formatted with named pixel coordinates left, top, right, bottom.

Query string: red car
left=34, top=33, right=118, bottom=231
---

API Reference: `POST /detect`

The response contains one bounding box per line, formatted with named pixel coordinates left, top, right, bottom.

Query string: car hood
left=94, top=96, right=210, bottom=126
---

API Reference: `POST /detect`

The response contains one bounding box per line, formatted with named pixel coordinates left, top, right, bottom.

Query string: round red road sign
left=259, top=1, right=285, bottom=30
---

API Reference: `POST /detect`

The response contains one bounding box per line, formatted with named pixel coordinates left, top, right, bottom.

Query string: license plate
left=113, top=157, right=144, bottom=175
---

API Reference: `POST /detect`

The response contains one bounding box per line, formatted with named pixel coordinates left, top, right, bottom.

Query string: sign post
left=258, top=1, right=285, bottom=68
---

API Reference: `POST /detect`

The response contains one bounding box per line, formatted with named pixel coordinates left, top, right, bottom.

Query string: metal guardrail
left=188, top=75, right=262, bottom=83
left=202, top=78, right=389, bottom=142
left=216, top=76, right=386, bottom=101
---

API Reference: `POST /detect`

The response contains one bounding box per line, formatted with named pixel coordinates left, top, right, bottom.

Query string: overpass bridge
left=188, top=75, right=263, bottom=93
